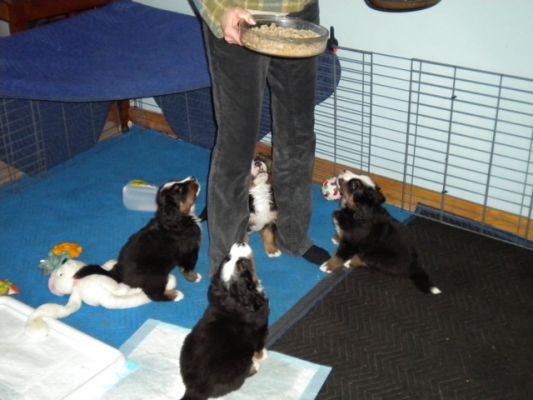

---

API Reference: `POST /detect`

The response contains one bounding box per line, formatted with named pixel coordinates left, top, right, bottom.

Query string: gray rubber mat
left=269, top=217, right=533, bottom=400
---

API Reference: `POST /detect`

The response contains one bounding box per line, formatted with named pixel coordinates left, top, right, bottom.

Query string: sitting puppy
left=74, top=176, right=203, bottom=301
left=320, top=170, right=441, bottom=295
left=180, top=242, right=269, bottom=400
left=248, top=155, right=280, bottom=257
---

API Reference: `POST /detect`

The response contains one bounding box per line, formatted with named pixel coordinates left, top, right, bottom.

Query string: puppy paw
left=254, top=349, right=268, bottom=362
left=250, top=358, right=260, bottom=375
left=182, top=269, right=201, bottom=283
left=173, top=290, right=185, bottom=302
left=430, top=286, right=442, bottom=295
left=319, top=263, right=332, bottom=273
left=165, top=274, right=177, bottom=290
left=101, top=259, right=117, bottom=271
left=267, top=250, right=282, bottom=258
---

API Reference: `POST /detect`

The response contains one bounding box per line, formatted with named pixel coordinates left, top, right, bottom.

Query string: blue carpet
left=0, top=127, right=410, bottom=348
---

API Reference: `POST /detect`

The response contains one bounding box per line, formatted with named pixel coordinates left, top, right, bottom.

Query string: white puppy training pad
left=102, top=319, right=332, bottom=400
left=0, top=297, right=130, bottom=400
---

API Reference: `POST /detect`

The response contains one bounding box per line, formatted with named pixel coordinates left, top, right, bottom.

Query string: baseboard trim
left=128, top=106, right=177, bottom=138
left=131, top=113, right=532, bottom=243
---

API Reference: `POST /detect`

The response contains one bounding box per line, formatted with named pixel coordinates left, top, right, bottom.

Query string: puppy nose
left=254, top=160, right=262, bottom=167
left=188, top=176, right=197, bottom=182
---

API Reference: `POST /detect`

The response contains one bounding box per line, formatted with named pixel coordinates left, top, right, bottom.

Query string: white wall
left=136, top=0, right=533, bottom=80
left=3, top=1, right=532, bottom=78
left=321, top=0, right=533, bottom=80
left=135, top=0, right=195, bottom=16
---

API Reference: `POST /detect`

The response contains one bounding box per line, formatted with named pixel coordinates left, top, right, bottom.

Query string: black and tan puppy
left=180, top=242, right=269, bottom=400
left=74, top=176, right=203, bottom=301
left=320, top=170, right=441, bottom=295
left=248, top=155, right=280, bottom=257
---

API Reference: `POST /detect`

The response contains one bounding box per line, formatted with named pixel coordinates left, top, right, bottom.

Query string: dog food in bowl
left=240, top=15, right=329, bottom=58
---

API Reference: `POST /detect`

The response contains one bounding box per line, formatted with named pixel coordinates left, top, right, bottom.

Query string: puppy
left=199, top=155, right=280, bottom=257
left=180, top=242, right=269, bottom=400
left=320, top=170, right=441, bottom=295
left=248, top=155, right=281, bottom=257
left=74, top=176, right=203, bottom=301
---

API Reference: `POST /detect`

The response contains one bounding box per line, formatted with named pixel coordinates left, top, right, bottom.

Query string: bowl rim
left=242, top=15, right=329, bottom=39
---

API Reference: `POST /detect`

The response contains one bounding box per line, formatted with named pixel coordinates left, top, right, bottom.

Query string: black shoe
left=302, top=245, right=330, bottom=265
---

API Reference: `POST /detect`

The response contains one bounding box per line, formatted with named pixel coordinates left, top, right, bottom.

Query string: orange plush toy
left=37, top=242, right=83, bottom=275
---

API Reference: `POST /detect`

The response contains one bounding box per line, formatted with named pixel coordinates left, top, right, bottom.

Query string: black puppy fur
left=320, top=171, right=441, bottom=295
left=74, top=177, right=202, bottom=301
left=180, top=242, right=269, bottom=400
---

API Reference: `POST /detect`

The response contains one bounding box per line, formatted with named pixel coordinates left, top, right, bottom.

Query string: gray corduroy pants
left=203, top=2, right=320, bottom=275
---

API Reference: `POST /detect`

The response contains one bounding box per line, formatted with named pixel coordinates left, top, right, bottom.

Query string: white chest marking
left=249, top=183, right=276, bottom=232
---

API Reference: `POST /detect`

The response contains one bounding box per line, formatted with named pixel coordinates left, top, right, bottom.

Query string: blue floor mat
left=0, top=127, right=410, bottom=348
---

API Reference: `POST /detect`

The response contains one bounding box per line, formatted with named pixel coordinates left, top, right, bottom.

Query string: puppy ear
left=229, top=270, right=266, bottom=312
left=156, top=186, right=183, bottom=225
left=264, top=156, right=272, bottom=172
left=370, top=185, right=386, bottom=205
left=351, top=179, right=365, bottom=199
left=233, top=274, right=266, bottom=312
left=256, top=154, right=272, bottom=172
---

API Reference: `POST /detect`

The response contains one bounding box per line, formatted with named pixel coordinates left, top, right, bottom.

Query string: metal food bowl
left=240, top=15, right=329, bottom=58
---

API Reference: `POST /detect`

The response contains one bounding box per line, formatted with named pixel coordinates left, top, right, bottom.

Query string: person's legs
left=267, top=1, right=328, bottom=264
left=203, top=26, right=270, bottom=275
left=267, top=54, right=316, bottom=256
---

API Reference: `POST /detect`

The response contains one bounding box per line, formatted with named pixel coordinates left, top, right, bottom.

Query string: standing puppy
left=180, top=242, right=269, bottom=400
left=74, top=177, right=203, bottom=301
left=320, top=170, right=441, bottom=295
left=198, top=155, right=280, bottom=258
left=248, top=155, right=280, bottom=257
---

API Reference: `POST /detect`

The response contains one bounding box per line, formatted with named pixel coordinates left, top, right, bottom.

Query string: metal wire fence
left=311, top=47, right=533, bottom=248
left=0, top=99, right=121, bottom=193
left=1, top=47, right=532, bottom=247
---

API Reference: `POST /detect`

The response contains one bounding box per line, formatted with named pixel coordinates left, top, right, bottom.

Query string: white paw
left=343, top=260, right=351, bottom=269
left=173, top=290, right=185, bottom=302
left=319, top=263, right=331, bottom=273
left=194, top=272, right=202, bottom=283
left=430, top=286, right=442, bottom=295
left=255, top=349, right=268, bottom=362
left=166, top=274, right=177, bottom=290
left=267, top=250, right=282, bottom=258
left=102, top=260, right=117, bottom=271
left=331, top=237, right=339, bottom=245
left=252, top=358, right=261, bottom=373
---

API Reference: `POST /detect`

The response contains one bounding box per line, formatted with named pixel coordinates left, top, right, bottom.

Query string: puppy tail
left=73, top=264, right=117, bottom=280
left=410, top=267, right=441, bottom=295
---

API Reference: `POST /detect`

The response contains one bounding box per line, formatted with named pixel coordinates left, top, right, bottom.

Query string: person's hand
left=221, top=7, right=255, bottom=45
